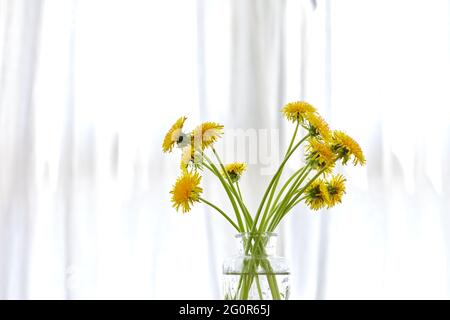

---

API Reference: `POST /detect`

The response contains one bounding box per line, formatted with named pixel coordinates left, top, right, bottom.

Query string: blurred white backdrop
left=0, top=0, right=449, bottom=299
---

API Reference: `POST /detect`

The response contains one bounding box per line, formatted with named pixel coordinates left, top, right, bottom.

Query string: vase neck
left=236, top=233, right=278, bottom=256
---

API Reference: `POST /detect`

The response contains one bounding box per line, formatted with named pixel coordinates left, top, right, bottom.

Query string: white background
left=0, top=0, right=449, bottom=299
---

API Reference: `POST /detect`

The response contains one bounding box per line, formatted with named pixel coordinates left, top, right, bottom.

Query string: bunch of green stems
left=198, top=123, right=323, bottom=300
left=199, top=123, right=321, bottom=235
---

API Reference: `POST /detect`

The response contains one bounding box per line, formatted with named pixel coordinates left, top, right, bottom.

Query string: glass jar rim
left=235, top=232, right=278, bottom=238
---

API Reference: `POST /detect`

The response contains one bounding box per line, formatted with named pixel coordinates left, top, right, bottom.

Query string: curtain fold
left=0, top=0, right=44, bottom=299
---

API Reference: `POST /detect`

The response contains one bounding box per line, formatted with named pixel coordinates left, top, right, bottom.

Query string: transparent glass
left=222, top=233, right=290, bottom=300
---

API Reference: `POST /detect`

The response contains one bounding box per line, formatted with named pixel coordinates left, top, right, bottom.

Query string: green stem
left=285, top=122, right=300, bottom=156
left=258, top=124, right=302, bottom=231
left=269, top=168, right=325, bottom=231
left=266, top=167, right=312, bottom=232
left=236, top=237, right=282, bottom=300
left=251, top=134, right=310, bottom=233
left=255, top=274, right=264, bottom=299
left=210, top=148, right=253, bottom=228
left=288, top=196, right=307, bottom=211
left=202, top=157, right=245, bottom=231
left=199, top=198, right=240, bottom=231
left=236, top=181, right=243, bottom=200
left=286, top=168, right=324, bottom=210
left=265, top=165, right=312, bottom=232
left=261, top=165, right=308, bottom=231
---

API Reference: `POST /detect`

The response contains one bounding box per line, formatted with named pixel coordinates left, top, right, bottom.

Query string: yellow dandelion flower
left=192, top=122, right=224, bottom=150
left=222, top=162, right=247, bottom=182
left=162, top=116, right=187, bottom=153
left=326, top=174, right=346, bottom=208
left=331, top=131, right=366, bottom=166
left=306, top=138, right=336, bottom=173
left=281, top=101, right=317, bottom=123
left=170, top=171, right=203, bottom=213
left=304, top=112, right=332, bottom=141
left=304, top=179, right=330, bottom=211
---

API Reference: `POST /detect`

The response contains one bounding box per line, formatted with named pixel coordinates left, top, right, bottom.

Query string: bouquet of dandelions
left=163, top=101, right=365, bottom=300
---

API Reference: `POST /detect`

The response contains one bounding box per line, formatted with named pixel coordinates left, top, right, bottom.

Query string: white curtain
left=0, top=0, right=449, bottom=299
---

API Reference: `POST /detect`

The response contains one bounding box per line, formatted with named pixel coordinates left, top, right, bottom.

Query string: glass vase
left=222, top=232, right=290, bottom=300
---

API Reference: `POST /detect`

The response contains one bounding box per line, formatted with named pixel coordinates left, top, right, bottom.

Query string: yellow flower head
left=170, top=171, right=203, bottom=213
left=192, top=122, right=224, bottom=150
left=281, top=101, right=317, bottom=123
left=326, top=174, right=346, bottom=208
left=305, top=112, right=332, bottom=141
left=304, top=179, right=330, bottom=211
left=222, top=162, right=247, bottom=182
left=331, top=131, right=366, bottom=166
left=306, top=138, right=336, bottom=173
left=162, top=116, right=188, bottom=153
